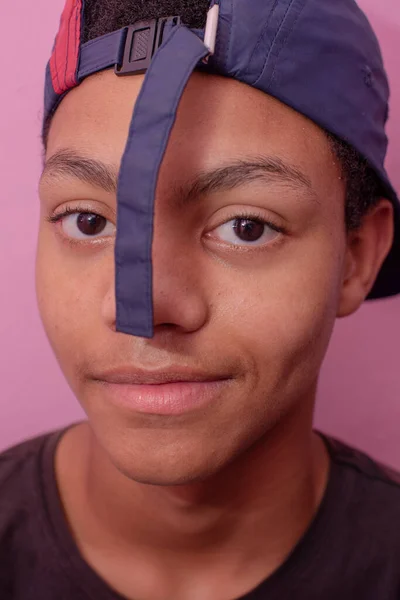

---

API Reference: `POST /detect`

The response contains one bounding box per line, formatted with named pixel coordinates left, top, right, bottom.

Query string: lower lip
left=99, top=380, right=230, bottom=416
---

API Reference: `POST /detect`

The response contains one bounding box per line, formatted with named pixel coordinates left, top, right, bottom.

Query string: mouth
left=92, top=368, right=232, bottom=416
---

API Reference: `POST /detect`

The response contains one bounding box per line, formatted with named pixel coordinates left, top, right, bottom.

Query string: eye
left=49, top=209, right=115, bottom=240
left=211, top=216, right=282, bottom=247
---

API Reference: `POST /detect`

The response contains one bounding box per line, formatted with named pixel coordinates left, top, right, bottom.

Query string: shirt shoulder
left=326, top=434, right=400, bottom=486
left=0, top=432, right=54, bottom=486
left=0, top=431, right=62, bottom=528
left=0, top=429, right=86, bottom=599
left=324, top=434, right=400, bottom=528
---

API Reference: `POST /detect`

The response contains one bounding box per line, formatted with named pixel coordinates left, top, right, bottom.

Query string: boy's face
left=37, top=70, right=364, bottom=484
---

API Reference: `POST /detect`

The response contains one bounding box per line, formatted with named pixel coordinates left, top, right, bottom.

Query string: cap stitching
left=244, top=0, right=280, bottom=81
left=73, top=1, right=80, bottom=84
left=53, top=31, right=61, bottom=93
left=251, top=0, right=296, bottom=86
left=268, top=0, right=307, bottom=87
left=63, top=2, right=75, bottom=91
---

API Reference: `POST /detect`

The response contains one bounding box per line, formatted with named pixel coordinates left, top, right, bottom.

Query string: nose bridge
left=152, top=210, right=197, bottom=283
left=150, top=218, right=209, bottom=332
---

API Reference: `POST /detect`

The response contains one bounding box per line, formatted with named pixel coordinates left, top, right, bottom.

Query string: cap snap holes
left=363, top=65, right=374, bottom=88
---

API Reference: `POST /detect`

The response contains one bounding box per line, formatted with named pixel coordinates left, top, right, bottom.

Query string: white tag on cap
left=204, top=4, right=219, bottom=56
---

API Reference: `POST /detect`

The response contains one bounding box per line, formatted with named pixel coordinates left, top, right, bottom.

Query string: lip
left=93, top=368, right=231, bottom=416
left=95, top=367, right=225, bottom=386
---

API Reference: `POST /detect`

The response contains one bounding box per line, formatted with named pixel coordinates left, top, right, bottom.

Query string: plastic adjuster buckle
left=115, top=16, right=182, bottom=76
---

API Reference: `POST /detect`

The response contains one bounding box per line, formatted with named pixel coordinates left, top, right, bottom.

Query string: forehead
left=46, top=70, right=339, bottom=195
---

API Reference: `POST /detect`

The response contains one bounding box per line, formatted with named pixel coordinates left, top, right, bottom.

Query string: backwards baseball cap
left=44, top=0, right=400, bottom=338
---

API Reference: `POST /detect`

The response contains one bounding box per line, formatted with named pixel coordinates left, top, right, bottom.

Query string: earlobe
left=337, top=199, right=394, bottom=318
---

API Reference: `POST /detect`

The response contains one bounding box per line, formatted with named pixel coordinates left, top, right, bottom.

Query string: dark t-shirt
left=0, top=428, right=399, bottom=599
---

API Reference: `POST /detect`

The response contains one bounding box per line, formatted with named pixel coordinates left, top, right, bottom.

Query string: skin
left=37, top=70, right=394, bottom=599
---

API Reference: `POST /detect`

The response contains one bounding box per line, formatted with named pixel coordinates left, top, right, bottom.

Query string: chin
left=91, top=420, right=226, bottom=487
left=119, top=465, right=213, bottom=487
left=110, top=447, right=221, bottom=487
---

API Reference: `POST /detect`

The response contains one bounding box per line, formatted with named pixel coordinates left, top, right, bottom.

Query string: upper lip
left=93, top=367, right=228, bottom=386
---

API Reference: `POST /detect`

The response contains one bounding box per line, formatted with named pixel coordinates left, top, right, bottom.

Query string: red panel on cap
left=49, top=0, right=83, bottom=95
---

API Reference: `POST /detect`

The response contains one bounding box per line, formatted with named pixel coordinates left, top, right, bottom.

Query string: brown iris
left=233, top=218, right=265, bottom=243
left=77, top=213, right=107, bottom=236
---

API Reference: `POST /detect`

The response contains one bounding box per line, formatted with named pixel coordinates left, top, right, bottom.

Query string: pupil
left=233, top=218, right=264, bottom=242
left=77, top=213, right=106, bottom=236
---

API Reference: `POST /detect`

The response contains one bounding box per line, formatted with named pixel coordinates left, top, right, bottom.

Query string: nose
left=102, top=235, right=209, bottom=336
left=151, top=227, right=209, bottom=334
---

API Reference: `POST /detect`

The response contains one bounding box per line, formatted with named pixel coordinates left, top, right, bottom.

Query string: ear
left=337, top=199, right=394, bottom=318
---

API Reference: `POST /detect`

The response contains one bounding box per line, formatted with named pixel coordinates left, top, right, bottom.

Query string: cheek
left=35, top=229, right=109, bottom=373
left=213, top=230, right=345, bottom=392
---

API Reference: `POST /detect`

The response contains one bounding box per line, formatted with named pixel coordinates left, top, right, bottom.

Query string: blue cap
left=44, top=0, right=400, bottom=338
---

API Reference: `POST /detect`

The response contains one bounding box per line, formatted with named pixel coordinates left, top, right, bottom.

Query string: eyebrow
left=41, top=149, right=118, bottom=194
left=181, top=156, right=317, bottom=205
left=41, top=149, right=316, bottom=202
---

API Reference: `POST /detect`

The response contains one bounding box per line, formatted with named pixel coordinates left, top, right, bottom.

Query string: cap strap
left=115, top=25, right=209, bottom=337
left=78, top=29, right=126, bottom=80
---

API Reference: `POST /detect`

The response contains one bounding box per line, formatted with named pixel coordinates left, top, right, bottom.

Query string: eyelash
left=218, top=209, right=285, bottom=234
left=46, top=204, right=96, bottom=224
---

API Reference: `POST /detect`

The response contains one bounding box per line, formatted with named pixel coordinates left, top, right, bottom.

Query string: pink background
left=0, top=1, right=399, bottom=466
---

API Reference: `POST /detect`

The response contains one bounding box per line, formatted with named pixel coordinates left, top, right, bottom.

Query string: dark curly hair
left=45, top=0, right=383, bottom=231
